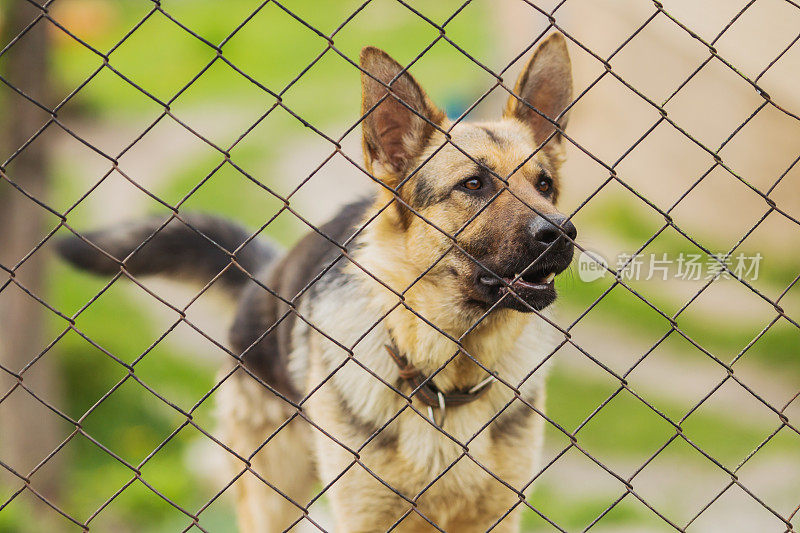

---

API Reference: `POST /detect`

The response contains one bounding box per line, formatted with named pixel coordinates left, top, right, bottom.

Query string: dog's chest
left=347, top=388, right=546, bottom=519
left=295, top=274, right=555, bottom=501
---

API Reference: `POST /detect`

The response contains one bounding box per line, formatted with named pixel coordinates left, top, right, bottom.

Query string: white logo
left=578, top=250, right=608, bottom=282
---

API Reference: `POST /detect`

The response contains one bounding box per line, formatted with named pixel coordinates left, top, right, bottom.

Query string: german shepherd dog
left=57, top=33, right=576, bottom=532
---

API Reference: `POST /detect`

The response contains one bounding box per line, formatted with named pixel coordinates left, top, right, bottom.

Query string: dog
left=57, top=32, right=576, bottom=532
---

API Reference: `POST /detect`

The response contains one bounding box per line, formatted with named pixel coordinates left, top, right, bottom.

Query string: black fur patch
left=490, top=393, right=540, bottom=441
left=230, top=198, right=373, bottom=400
left=411, top=173, right=448, bottom=209
left=327, top=377, right=399, bottom=449
left=56, top=214, right=276, bottom=290
left=479, top=126, right=506, bottom=146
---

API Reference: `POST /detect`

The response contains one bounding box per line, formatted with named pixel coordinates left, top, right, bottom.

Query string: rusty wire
left=1, top=0, right=799, bottom=531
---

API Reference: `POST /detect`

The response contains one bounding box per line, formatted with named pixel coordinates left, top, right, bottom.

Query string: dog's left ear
left=360, top=47, right=446, bottom=183
left=504, top=33, right=573, bottom=150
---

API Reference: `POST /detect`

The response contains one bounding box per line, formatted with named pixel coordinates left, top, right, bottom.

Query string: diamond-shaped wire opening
left=610, top=11, right=712, bottom=104
left=632, top=435, right=735, bottom=528
left=101, top=10, right=217, bottom=106
left=221, top=2, right=335, bottom=92
left=712, top=0, right=800, bottom=80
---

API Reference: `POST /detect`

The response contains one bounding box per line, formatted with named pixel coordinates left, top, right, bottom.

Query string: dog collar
left=384, top=343, right=495, bottom=427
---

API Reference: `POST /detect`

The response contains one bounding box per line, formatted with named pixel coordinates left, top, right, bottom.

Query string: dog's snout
left=530, top=214, right=577, bottom=245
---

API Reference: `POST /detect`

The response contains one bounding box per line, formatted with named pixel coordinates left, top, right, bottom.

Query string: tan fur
left=303, top=285, right=555, bottom=531
left=218, top=369, right=316, bottom=531
left=219, top=33, right=573, bottom=532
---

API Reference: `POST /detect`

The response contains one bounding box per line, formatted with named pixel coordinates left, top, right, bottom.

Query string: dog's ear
left=360, top=47, right=446, bottom=182
left=504, top=33, right=573, bottom=149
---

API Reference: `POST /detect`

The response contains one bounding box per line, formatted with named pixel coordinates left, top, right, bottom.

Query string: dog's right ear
left=504, top=33, right=573, bottom=150
left=360, top=47, right=446, bottom=184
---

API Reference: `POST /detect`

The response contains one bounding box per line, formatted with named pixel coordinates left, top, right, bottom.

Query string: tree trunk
left=0, top=0, right=63, bottom=515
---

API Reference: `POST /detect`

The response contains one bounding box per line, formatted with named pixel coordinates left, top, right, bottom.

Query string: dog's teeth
left=544, top=272, right=556, bottom=283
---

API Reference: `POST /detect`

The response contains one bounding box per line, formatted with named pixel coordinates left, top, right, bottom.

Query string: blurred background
left=0, top=0, right=798, bottom=531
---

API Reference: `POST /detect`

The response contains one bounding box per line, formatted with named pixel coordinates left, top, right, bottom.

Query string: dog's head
left=360, top=34, right=575, bottom=314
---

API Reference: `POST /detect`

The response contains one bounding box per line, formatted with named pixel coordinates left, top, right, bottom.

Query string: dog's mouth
left=478, top=268, right=557, bottom=291
left=473, top=261, right=567, bottom=312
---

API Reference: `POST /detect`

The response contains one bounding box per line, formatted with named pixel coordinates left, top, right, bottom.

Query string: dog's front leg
left=444, top=507, right=523, bottom=533
left=320, top=456, right=417, bottom=532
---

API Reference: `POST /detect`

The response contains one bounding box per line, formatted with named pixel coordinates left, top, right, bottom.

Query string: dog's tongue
left=504, top=276, right=552, bottom=290
left=479, top=272, right=556, bottom=288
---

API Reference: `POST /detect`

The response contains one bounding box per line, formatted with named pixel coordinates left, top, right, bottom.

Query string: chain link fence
left=1, top=0, right=799, bottom=531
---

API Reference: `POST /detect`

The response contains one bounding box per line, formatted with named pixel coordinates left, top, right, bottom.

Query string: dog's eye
left=536, top=175, right=552, bottom=194
left=461, top=177, right=483, bottom=191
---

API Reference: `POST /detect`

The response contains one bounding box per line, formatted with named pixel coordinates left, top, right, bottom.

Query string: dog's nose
left=530, top=214, right=577, bottom=245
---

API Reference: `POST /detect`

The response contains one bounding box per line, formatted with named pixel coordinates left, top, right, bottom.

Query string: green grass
left=546, top=369, right=790, bottom=464
left=558, top=196, right=800, bottom=378
left=53, top=0, right=496, bottom=122
left=522, top=367, right=793, bottom=531
left=577, top=196, right=800, bottom=289
left=524, top=484, right=658, bottom=532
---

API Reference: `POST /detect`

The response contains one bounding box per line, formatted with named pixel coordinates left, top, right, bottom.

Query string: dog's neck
left=353, top=198, right=543, bottom=391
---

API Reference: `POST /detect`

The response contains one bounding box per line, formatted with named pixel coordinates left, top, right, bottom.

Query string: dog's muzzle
left=474, top=213, right=577, bottom=312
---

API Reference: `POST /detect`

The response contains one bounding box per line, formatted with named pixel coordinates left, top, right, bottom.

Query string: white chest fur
left=293, top=273, right=560, bottom=490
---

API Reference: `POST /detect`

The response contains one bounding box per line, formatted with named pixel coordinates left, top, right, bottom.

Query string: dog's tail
left=55, top=213, right=279, bottom=291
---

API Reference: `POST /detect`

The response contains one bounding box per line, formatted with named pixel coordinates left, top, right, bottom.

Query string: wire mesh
left=1, top=0, right=799, bottom=531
